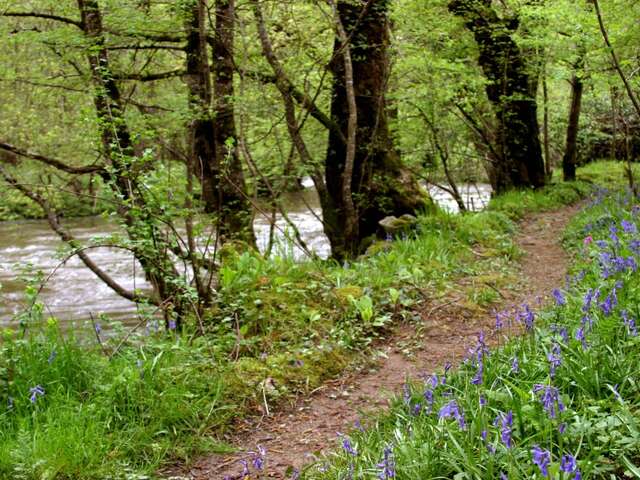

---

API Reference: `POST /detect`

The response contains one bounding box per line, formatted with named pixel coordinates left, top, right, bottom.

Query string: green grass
left=299, top=188, right=640, bottom=478
left=0, top=161, right=622, bottom=478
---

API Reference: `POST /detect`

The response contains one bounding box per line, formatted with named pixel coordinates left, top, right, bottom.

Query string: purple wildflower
left=511, top=356, right=520, bottom=374
left=239, top=459, right=250, bottom=477
left=251, top=445, right=266, bottom=471
left=423, top=387, right=435, bottom=413
left=622, top=310, right=638, bottom=336
left=479, top=395, right=487, bottom=407
left=377, top=445, right=396, bottom=479
left=340, top=434, right=358, bottom=456
left=499, top=410, right=513, bottom=448
left=495, top=310, right=504, bottom=329
left=533, top=384, right=565, bottom=419
left=438, top=400, right=466, bottom=430
left=558, top=422, right=567, bottom=434
left=552, top=289, right=566, bottom=306
left=599, top=294, right=615, bottom=316
left=355, top=419, right=365, bottom=432
left=532, top=445, right=552, bottom=477
left=168, top=319, right=177, bottom=330
left=94, top=323, right=102, bottom=335
left=575, top=327, right=587, bottom=350
left=500, top=473, right=508, bottom=480
left=290, top=468, right=300, bottom=480
left=520, top=304, right=535, bottom=330
left=547, top=343, right=562, bottom=377
left=561, top=454, right=577, bottom=473
left=29, top=385, right=45, bottom=404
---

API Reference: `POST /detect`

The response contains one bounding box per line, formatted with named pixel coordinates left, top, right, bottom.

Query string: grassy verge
left=298, top=191, right=640, bottom=477
left=0, top=163, right=618, bottom=479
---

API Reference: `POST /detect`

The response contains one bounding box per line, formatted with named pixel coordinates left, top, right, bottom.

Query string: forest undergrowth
left=300, top=176, right=640, bottom=478
left=0, top=163, right=619, bottom=479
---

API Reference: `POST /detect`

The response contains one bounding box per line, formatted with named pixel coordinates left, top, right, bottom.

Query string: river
left=0, top=183, right=491, bottom=326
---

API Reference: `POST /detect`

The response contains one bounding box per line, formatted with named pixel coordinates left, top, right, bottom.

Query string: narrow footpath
left=166, top=203, right=581, bottom=479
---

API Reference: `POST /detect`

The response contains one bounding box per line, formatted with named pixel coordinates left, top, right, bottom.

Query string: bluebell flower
left=547, top=343, right=562, bottom=377
left=621, top=310, right=638, bottom=336
left=403, top=383, right=411, bottom=405
left=168, top=319, right=177, bottom=330
left=479, top=395, right=487, bottom=407
left=498, top=410, right=513, bottom=448
left=558, top=422, right=567, bottom=434
left=377, top=445, right=396, bottom=479
left=582, top=288, right=594, bottom=313
left=48, top=349, right=57, bottom=364
left=575, top=327, right=587, bottom=350
left=94, top=323, right=102, bottom=335
left=561, top=454, right=577, bottom=473
left=511, top=356, right=519, bottom=374
left=423, top=387, right=435, bottom=413
left=251, top=445, right=266, bottom=471
left=519, top=304, right=535, bottom=330
left=29, top=385, right=45, bottom=404
left=599, top=294, right=615, bottom=316
left=630, top=239, right=640, bottom=255
left=354, top=419, right=365, bottom=432
left=552, top=289, right=566, bottom=306
left=533, top=384, right=565, bottom=419
left=532, top=445, right=551, bottom=477
left=438, top=400, right=466, bottom=430
left=500, top=473, right=508, bottom=480
left=596, top=240, right=608, bottom=249
left=340, top=434, right=358, bottom=456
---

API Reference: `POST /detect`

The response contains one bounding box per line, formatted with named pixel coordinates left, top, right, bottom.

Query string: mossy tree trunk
left=184, top=0, right=255, bottom=245
left=325, top=0, right=427, bottom=261
left=449, top=0, right=546, bottom=193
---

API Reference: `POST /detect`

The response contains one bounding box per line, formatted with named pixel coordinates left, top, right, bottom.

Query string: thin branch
left=0, top=165, right=153, bottom=304
left=113, top=68, right=185, bottom=82
left=593, top=0, right=640, bottom=118
left=0, top=141, right=106, bottom=175
left=2, top=11, right=83, bottom=28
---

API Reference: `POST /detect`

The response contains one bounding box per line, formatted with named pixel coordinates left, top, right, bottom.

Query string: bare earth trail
left=167, top=203, right=581, bottom=479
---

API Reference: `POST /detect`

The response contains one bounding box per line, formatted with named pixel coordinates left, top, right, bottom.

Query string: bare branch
left=0, top=141, right=106, bottom=175
left=0, top=165, right=154, bottom=304
left=112, top=68, right=185, bottom=82
left=2, top=11, right=83, bottom=28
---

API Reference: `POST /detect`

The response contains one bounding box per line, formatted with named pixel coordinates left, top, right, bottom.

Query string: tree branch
left=112, top=68, right=185, bottom=82
left=0, top=165, right=154, bottom=305
left=0, top=141, right=106, bottom=175
left=2, top=11, right=83, bottom=28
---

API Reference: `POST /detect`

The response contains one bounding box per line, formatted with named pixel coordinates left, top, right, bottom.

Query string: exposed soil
left=164, top=203, right=581, bottom=479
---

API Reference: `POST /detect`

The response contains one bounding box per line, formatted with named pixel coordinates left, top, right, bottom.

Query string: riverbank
left=301, top=180, right=640, bottom=479
left=0, top=162, right=622, bottom=478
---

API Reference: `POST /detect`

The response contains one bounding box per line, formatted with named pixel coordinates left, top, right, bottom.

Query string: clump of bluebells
left=305, top=188, right=640, bottom=479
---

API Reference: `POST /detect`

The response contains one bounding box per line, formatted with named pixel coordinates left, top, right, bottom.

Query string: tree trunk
left=562, top=55, right=585, bottom=182
left=448, top=0, right=546, bottom=193
left=78, top=0, right=187, bottom=326
left=325, top=0, right=427, bottom=260
left=184, top=0, right=254, bottom=244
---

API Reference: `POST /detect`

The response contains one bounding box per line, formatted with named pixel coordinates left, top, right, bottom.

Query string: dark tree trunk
left=562, top=55, right=585, bottom=182
left=212, top=0, right=255, bottom=244
left=325, top=0, right=427, bottom=260
left=77, top=0, right=187, bottom=326
left=449, top=0, right=546, bottom=193
left=184, top=0, right=254, bottom=244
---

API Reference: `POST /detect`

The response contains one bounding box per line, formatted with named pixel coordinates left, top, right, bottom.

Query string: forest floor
left=164, top=202, right=581, bottom=479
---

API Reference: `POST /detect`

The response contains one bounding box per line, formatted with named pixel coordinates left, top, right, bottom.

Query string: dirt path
left=165, top=203, right=580, bottom=480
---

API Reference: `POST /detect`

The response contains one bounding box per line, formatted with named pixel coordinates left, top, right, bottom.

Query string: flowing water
left=0, top=183, right=491, bottom=327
